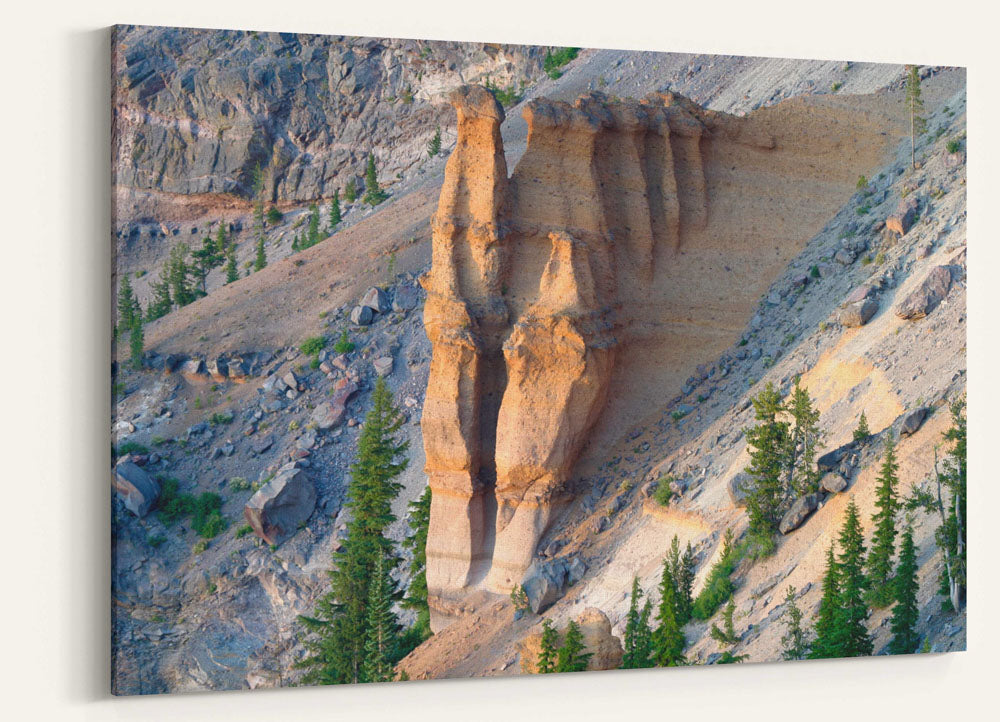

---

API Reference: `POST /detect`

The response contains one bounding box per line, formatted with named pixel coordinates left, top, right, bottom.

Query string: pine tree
left=677, top=542, right=696, bottom=625
left=254, top=236, right=267, bottom=271
left=167, top=243, right=195, bottom=307
left=652, top=557, right=685, bottom=666
left=146, top=266, right=173, bottom=321
left=888, top=523, right=920, bottom=655
left=401, top=486, right=432, bottom=640
left=905, top=65, right=927, bottom=170
left=328, top=188, right=342, bottom=233
left=427, top=127, right=441, bottom=158
left=621, top=578, right=653, bottom=669
left=555, top=620, right=591, bottom=673
left=809, top=543, right=840, bottom=659
left=215, top=222, right=228, bottom=256
left=780, top=586, right=810, bottom=660
left=536, top=619, right=558, bottom=674
left=128, top=306, right=144, bottom=370
left=853, top=411, right=871, bottom=442
left=296, top=377, right=409, bottom=685
left=834, top=498, right=873, bottom=657
left=867, top=433, right=900, bottom=608
left=117, top=275, right=141, bottom=333
left=224, top=242, right=238, bottom=284
left=307, top=203, right=321, bottom=247
left=191, top=236, right=221, bottom=295
left=787, top=378, right=823, bottom=496
left=362, top=553, right=400, bottom=683
left=744, top=382, right=790, bottom=546
left=363, top=153, right=387, bottom=206
left=909, top=397, right=966, bottom=611
left=710, top=598, right=740, bottom=646
left=344, top=178, right=357, bottom=203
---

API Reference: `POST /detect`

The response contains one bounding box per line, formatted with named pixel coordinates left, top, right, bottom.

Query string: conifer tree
left=362, top=553, right=400, bottom=683
left=677, top=542, right=696, bottom=625
left=192, top=235, right=221, bottom=295
left=117, top=275, right=141, bottom=333
left=809, top=543, right=841, bottom=659
left=744, top=382, right=790, bottom=546
left=224, top=242, right=238, bottom=284
left=787, top=378, right=823, bottom=496
left=344, top=178, right=357, bottom=203
left=307, top=203, right=321, bottom=247
left=867, top=433, right=900, bottom=607
left=254, top=236, right=267, bottom=271
left=888, top=523, right=921, bottom=655
left=536, top=619, right=558, bottom=674
left=652, top=558, right=685, bottom=666
left=622, top=578, right=654, bottom=669
left=780, top=586, right=810, bottom=660
left=905, top=65, right=927, bottom=169
left=835, top=498, right=873, bottom=657
left=146, top=267, right=173, bottom=321
left=296, top=377, right=409, bottom=685
left=401, top=486, right=432, bottom=640
left=909, top=397, right=966, bottom=611
left=215, top=222, right=228, bottom=256
left=128, top=306, right=144, bottom=370
left=853, top=411, right=871, bottom=442
left=167, top=243, right=195, bottom=307
left=427, top=127, right=441, bottom=158
left=328, top=188, right=341, bottom=233
left=710, top=598, right=740, bottom=646
left=555, top=620, right=591, bottom=673
left=363, top=153, right=387, bottom=206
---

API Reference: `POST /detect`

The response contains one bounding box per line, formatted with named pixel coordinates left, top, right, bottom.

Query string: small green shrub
left=229, top=477, right=251, bottom=492
left=809, top=264, right=820, bottom=279
left=831, top=81, right=843, bottom=92
left=193, top=539, right=209, bottom=554
left=300, top=336, right=325, bottom=356
left=692, top=529, right=742, bottom=620
left=946, top=139, right=962, bottom=154
left=115, top=441, right=149, bottom=457
left=208, top=411, right=234, bottom=426
left=266, top=207, right=283, bottom=225
left=543, top=47, right=580, bottom=79
left=235, top=523, right=254, bottom=539
left=653, top=479, right=673, bottom=507
left=856, top=175, right=868, bottom=191
left=147, top=534, right=166, bottom=548
left=333, top=329, right=355, bottom=354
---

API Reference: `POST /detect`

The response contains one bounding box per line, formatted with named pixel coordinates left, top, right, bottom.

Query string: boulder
left=518, top=608, right=623, bottom=673
left=521, top=558, right=576, bottom=614
left=251, top=435, right=273, bottom=454
left=817, top=441, right=856, bottom=472
left=206, top=357, right=229, bottom=382
left=392, top=285, right=420, bottom=312
left=373, top=356, right=394, bottom=377
left=350, top=305, right=373, bottom=326
left=727, top=472, right=752, bottom=507
left=820, top=472, right=848, bottom=494
left=779, top=494, right=819, bottom=534
left=843, top=284, right=877, bottom=306
left=243, top=467, right=316, bottom=546
left=360, top=286, right=390, bottom=314
left=839, top=298, right=879, bottom=328
left=522, top=570, right=561, bottom=615
left=179, top=357, right=207, bottom=382
left=895, top=266, right=954, bottom=320
left=886, top=196, right=918, bottom=236
left=310, top=378, right=358, bottom=430
left=899, top=407, right=928, bottom=436
left=282, top=370, right=301, bottom=391
left=113, top=461, right=160, bottom=517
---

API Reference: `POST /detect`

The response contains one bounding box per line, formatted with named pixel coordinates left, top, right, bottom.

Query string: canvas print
left=110, top=25, right=967, bottom=694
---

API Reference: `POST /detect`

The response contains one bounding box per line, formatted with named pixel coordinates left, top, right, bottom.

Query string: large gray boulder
left=244, top=466, right=316, bottom=546
left=886, top=196, right=918, bottom=236
left=895, top=266, right=955, bottom=320
left=820, top=472, right=848, bottom=494
left=360, top=286, right=390, bottom=314
left=817, top=441, right=857, bottom=472
left=392, top=285, right=420, bottom=312
left=522, top=557, right=582, bottom=614
left=310, top=379, right=358, bottom=430
left=113, top=460, right=160, bottom=517
left=350, top=305, right=373, bottom=326
left=779, top=494, right=819, bottom=534
left=899, top=407, right=929, bottom=436
left=839, top=298, right=879, bottom=328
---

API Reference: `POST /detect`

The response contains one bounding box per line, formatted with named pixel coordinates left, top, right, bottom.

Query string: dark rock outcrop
left=244, top=466, right=316, bottom=545
left=113, top=460, right=160, bottom=517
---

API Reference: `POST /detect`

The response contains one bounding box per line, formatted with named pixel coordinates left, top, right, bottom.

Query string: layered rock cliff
left=422, top=85, right=902, bottom=616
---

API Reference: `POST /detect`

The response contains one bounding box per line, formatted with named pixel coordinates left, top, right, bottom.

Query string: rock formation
left=421, top=85, right=899, bottom=617
left=517, top=608, right=623, bottom=673
left=244, top=465, right=316, bottom=545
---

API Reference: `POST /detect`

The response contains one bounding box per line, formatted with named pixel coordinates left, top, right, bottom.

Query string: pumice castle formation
left=421, top=85, right=891, bottom=616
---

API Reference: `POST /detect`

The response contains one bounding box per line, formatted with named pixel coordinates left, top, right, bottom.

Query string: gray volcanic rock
left=113, top=461, right=160, bottom=517
left=243, top=466, right=316, bottom=545
left=112, top=27, right=549, bottom=203
left=895, top=265, right=955, bottom=319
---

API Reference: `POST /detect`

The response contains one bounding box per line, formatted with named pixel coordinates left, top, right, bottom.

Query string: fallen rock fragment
left=310, top=379, right=358, bottom=430
left=244, top=466, right=316, bottom=546
left=113, top=460, right=160, bottom=517
left=899, top=407, right=928, bottom=436
left=360, top=286, right=390, bottom=314
left=839, top=298, right=879, bottom=328
left=350, top=305, right=373, bottom=325
left=895, top=265, right=955, bottom=320
left=886, top=196, right=918, bottom=237
left=779, top=494, right=818, bottom=534
left=820, top=472, right=848, bottom=494
left=373, top=356, right=394, bottom=377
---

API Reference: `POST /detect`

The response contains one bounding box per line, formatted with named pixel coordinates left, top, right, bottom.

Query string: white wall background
left=1, top=1, right=995, bottom=719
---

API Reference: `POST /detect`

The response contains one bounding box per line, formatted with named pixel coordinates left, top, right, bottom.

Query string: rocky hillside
left=111, top=28, right=965, bottom=693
